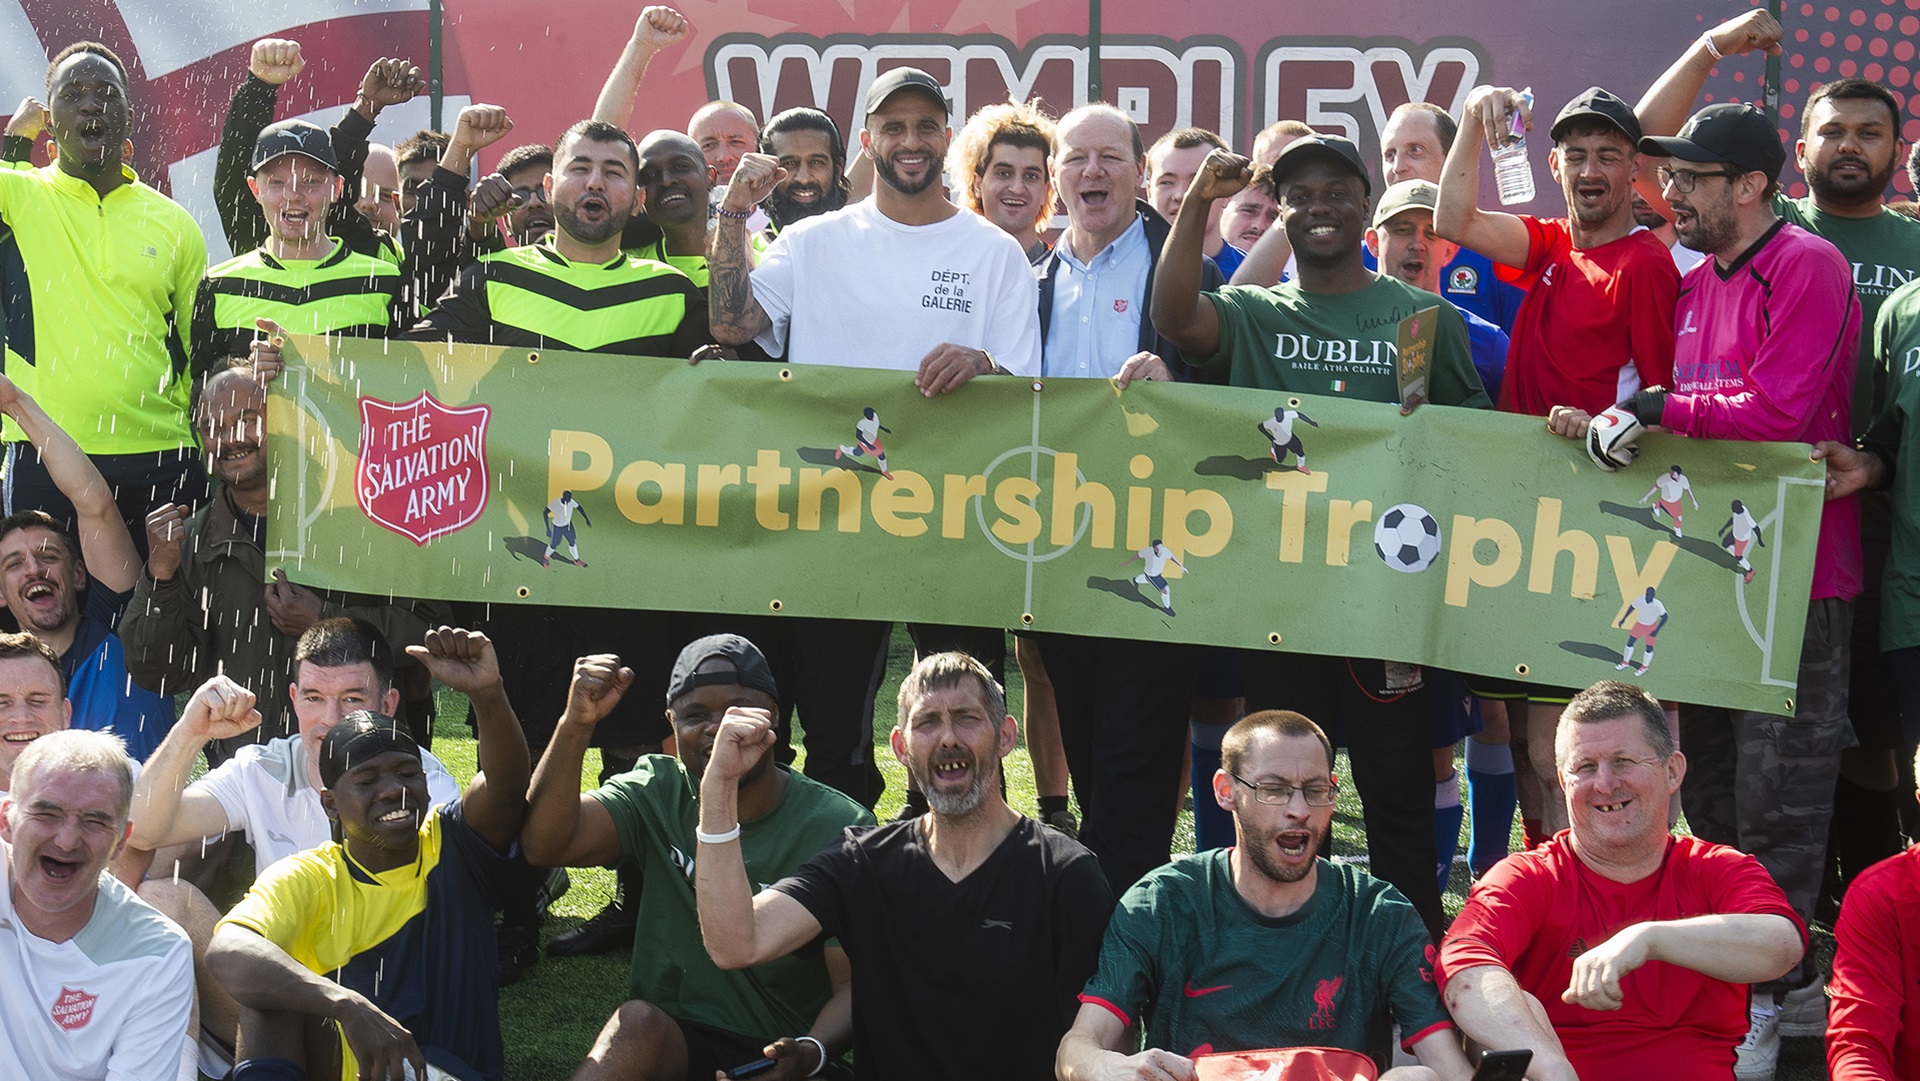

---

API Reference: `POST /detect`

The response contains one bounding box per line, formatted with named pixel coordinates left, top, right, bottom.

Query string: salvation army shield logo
left=356, top=393, right=492, bottom=546
left=51, top=986, right=97, bottom=1030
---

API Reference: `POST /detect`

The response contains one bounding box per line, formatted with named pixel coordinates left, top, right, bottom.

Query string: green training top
left=191, top=241, right=407, bottom=378
left=589, top=756, right=874, bottom=1043
left=417, top=242, right=709, bottom=357
left=0, top=163, right=204, bottom=453
left=1190, top=274, right=1490, bottom=408
left=1863, top=277, right=1920, bottom=650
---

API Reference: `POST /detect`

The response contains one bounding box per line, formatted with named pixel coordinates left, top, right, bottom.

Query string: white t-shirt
left=190, top=734, right=460, bottom=875
left=1626, top=595, right=1669, bottom=627
left=1729, top=507, right=1759, bottom=542
left=0, top=849, right=193, bottom=1081
left=1670, top=238, right=1708, bottom=274
left=1140, top=545, right=1173, bottom=577
left=547, top=495, right=582, bottom=528
left=750, top=200, right=1041, bottom=375
left=1653, top=472, right=1693, bottom=503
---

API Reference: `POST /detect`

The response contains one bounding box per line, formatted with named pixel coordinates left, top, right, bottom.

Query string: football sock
left=1465, top=738, right=1517, bottom=875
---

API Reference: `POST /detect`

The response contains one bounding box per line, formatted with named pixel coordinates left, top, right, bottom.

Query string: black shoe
left=546, top=898, right=636, bottom=957
left=497, top=922, right=541, bottom=986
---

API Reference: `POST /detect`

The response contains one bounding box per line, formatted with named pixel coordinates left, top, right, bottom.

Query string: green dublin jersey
left=1864, top=277, right=1920, bottom=650
left=1191, top=275, right=1490, bottom=409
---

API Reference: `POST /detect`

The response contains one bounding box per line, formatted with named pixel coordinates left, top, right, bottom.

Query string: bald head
left=640, top=129, right=703, bottom=163
left=689, top=101, right=760, bottom=183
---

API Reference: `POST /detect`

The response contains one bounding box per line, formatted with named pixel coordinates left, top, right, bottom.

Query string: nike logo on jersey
left=1183, top=981, right=1232, bottom=997
left=981, top=918, right=1012, bottom=930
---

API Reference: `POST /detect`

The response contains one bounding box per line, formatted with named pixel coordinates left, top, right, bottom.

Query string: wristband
left=1699, top=32, right=1724, bottom=61
left=795, top=1035, right=827, bottom=1078
left=695, top=823, right=741, bottom=844
left=715, top=205, right=753, bottom=221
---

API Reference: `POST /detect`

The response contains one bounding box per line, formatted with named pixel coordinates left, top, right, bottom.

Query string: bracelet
left=1699, top=32, right=1724, bottom=62
left=795, top=1035, right=827, bottom=1078
left=715, top=205, right=753, bottom=221
left=694, top=823, right=741, bottom=844
left=978, top=349, right=999, bottom=376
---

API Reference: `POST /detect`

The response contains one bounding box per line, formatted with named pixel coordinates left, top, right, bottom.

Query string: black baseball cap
left=1639, top=102, right=1786, bottom=180
left=864, top=67, right=951, bottom=119
left=665, top=634, right=779, bottom=706
left=1550, top=86, right=1642, bottom=145
left=317, top=711, right=421, bottom=789
left=1269, top=133, right=1371, bottom=197
left=252, top=119, right=339, bottom=174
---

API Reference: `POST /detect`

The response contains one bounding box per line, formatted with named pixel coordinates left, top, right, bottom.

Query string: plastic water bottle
left=1491, top=87, right=1535, bottom=206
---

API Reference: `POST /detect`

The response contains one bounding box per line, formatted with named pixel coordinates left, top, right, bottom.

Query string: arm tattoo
left=707, top=221, right=772, bottom=346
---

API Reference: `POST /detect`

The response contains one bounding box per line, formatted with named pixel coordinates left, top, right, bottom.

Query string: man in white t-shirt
left=2, top=729, right=193, bottom=1081
left=699, top=66, right=1042, bottom=812
left=707, top=65, right=1041, bottom=385
left=127, top=618, right=457, bottom=1067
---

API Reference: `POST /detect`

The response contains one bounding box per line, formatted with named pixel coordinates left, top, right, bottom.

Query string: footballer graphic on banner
left=1258, top=406, right=1319, bottom=474
left=834, top=407, right=895, bottom=480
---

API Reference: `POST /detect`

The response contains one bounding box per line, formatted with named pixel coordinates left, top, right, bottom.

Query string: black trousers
left=1034, top=632, right=1198, bottom=896
left=1241, top=651, right=1445, bottom=942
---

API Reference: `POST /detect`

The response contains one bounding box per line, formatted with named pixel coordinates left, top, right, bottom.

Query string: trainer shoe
left=497, top=921, right=541, bottom=987
left=1734, top=1000, right=1781, bottom=1081
left=545, top=896, right=636, bottom=957
left=1778, top=974, right=1829, bottom=1037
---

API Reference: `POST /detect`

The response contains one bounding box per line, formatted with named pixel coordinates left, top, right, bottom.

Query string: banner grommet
left=769, top=599, right=783, bottom=612
left=779, top=368, right=792, bottom=381
left=526, top=351, right=540, bottom=364
left=1031, top=380, right=1044, bottom=393
left=1020, top=612, right=1033, bottom=625
left=1268, top=633, right=1282, bottom=645
left=1515, top=663, right=1530, bottom=677
left=516, top=586, right=530, bottom=598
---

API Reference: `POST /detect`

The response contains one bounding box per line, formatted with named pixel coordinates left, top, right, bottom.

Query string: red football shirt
left=1495, top=217, right=1679, bottom=417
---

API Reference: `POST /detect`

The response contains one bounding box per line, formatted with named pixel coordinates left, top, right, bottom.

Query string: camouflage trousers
left=1679, top=597, right=1854, bottom=992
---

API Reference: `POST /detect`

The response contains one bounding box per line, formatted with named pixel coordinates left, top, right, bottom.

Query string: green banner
left=268, top=336, right=1824, bottom=715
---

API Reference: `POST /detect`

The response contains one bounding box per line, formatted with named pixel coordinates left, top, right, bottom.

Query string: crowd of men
left=6, top=4, right=1920, bottom=1080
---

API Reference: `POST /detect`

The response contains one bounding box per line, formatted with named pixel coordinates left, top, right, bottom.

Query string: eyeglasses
left=1228, top=772, right=1339, bottom=806
left=511, top=185, right=550, bottom=206
left=1655, top=165, right=1744, bottom=194
left=1561, top=755, right=1665, bottom=782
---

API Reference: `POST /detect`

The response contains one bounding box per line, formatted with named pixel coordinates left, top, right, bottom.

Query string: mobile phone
left=1471, top=1049, right=1532, bottom=1081
left=726, top=1058, right=779, bottom=1079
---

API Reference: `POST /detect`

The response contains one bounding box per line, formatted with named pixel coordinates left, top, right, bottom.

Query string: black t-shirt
left=771, top=817, right=1113, bottom=1081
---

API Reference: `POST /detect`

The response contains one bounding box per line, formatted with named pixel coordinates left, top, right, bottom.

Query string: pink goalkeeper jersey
left=1660, top=221, right=1861, bottom=601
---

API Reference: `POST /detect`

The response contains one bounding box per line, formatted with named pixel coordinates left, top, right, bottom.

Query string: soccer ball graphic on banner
left=1374, top=503, right=1442, bottom=573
